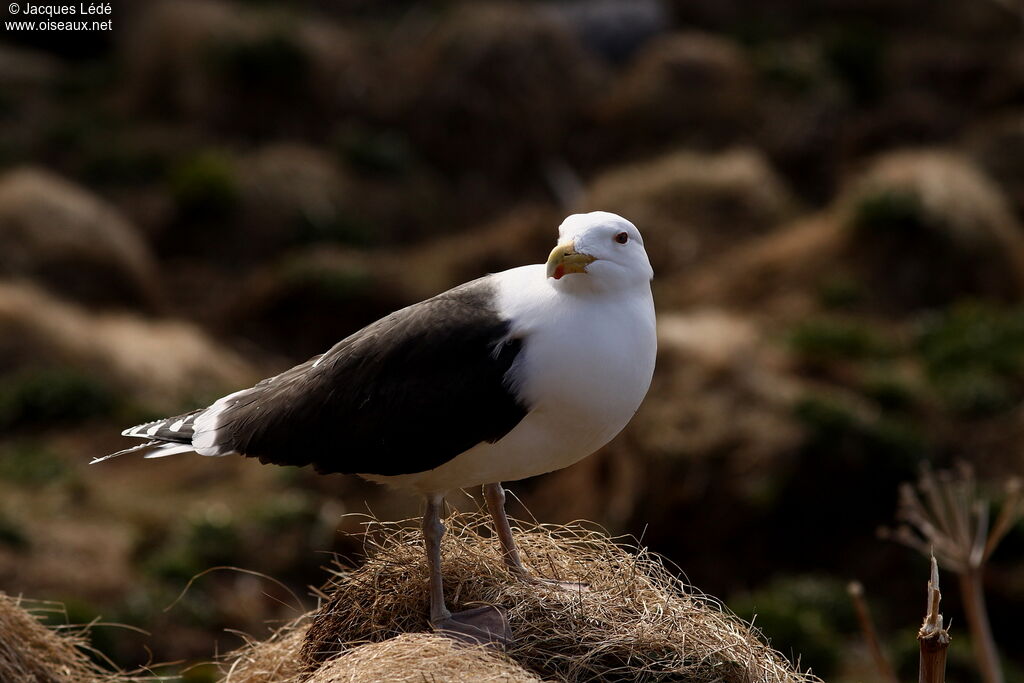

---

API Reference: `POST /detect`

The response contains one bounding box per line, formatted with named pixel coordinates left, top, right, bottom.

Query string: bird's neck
left=552, top=275, right=652, bottom=301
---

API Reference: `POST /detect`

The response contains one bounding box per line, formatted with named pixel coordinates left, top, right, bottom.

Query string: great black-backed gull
left=95, top=211, right=656, bottom=645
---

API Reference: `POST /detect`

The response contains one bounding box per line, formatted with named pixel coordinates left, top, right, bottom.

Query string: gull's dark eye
left=614, top=231, right=629, bottom=244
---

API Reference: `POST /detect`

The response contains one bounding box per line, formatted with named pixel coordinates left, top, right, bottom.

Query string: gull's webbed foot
left=432, top=605, right=512, bottom=647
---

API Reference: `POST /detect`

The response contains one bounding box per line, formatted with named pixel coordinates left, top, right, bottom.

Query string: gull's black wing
left=195, top=277, right=529, bottom=476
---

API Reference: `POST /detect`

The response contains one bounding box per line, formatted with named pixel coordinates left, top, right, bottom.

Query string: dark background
left=1, top=1, right=1023, bottom=680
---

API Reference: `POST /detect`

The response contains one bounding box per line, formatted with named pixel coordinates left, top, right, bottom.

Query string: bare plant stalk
left=848, top=581, right=899, bottom=683
left=885, top=467, right=1020, bottom=683
left=960, top=569, right=1003, bottom=683
left=984, top=479, right=1021, bottom=562
left=919, top=556, right=950, bottom=683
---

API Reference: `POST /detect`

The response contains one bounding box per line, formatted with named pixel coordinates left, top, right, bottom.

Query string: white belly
left=364, top=269, right=656, bottom=494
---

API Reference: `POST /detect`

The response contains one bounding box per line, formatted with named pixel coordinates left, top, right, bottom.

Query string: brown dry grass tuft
left=0, top=281, right=254, bottom=410
left=837, top=149, right=1024, bottom=308
left=221, top=616, right=311, bottom=683
left=276, top=511, right=822, bottom=683
left=0, top=167, right=159, bottom=310
left=582, top=148, right=795, bottom=276
left=0, top=592, right=119, bottom=683
left=223, top=618, right=544, bottom=683
left=306, top=633, right=542, bottom=683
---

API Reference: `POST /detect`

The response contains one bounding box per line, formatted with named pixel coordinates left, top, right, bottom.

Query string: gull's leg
left=483, top=482, right=528, bottom=576
left=423, top=494, right=512, bottom=646
left=423, top=494, right=452, bottom=623
left=483, top=482, right=588, bottom=591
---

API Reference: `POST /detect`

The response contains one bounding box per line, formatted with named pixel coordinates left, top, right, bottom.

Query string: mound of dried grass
left=250, top=512, right=818, bottom=683
left=582, top=148, right=795, bottom=275
left=124, top=0, right=363, bottom=131
left=391, top=3, right=601, bottom=178
left=306, top=634, right=542, bottom=683
left=0, top=593, right=118, bottom=683
left=598, top=32, right=754, bottom=148
left=0, top=281, right=254, bottom=410
left=840, top=149, right=1024, bottom=253
left=837, top=149, right=1024, bottom=308
left=225, top=627, right=540, bottom=683
left=222, top=617, right=311, bottom=683
left=0, top=167, right=159, bottom=310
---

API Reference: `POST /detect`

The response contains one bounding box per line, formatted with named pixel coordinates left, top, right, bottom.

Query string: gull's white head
left=546, top=211, right=653, bottom=293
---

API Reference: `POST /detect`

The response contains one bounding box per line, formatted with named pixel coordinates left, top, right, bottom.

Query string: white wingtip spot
left=169, top=418, right=186, bottom=432
left=192, top=388, right=249, bottom=455
left=143, top=443, right=195, bottom=458
left=122, top=420, right=157, bottom=437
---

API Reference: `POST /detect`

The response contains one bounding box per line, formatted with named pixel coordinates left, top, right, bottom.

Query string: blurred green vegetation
left=916, top=303, right=1024, bottom=415
left=749, top=45, right=827, bottom=96
left=731, top=576, right=856, bottom=678
left=789, top=317, right=893, bottom=362
left=850, top=190, right=928, bottom=236
left=859, top=365, right=918, bottom=411
left=253, top=490, right=318, bottom=533
left=0, top=510, right=28, bottom=551
left=790, top=302, right=1024, bottom=418
left=145, top=512, right=242, bottom=584
left=0, top=441, right=68, bottom=486
left=334, top=126, right=417, bottom=179
left=281, top=257, right=375, bottom=303
left=180, top=663, right=220, bottom=683
left=794, top=393, right=926, bottom=467
left=294, top=209, right=376, bottom=248
left=817, top=275, right=866, bottom=310
left=139, top=491, right=324, bottom=593
left=0, top=368, right=118, bottom=432
left=169, top=151, right=240, bottom=221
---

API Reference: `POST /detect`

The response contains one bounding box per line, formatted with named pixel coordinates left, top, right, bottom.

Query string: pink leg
left=483, top=483, right=588, bottom=591
left=423, top=494, right=512, bottom=646
left=483, top=482, right=529, bottom=576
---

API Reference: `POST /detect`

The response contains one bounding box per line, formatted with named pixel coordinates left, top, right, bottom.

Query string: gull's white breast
left=370, top=265, right=656, bottom=494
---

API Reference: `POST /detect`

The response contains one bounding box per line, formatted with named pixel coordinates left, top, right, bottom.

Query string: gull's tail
left=91, top=409, right=204, bottom=464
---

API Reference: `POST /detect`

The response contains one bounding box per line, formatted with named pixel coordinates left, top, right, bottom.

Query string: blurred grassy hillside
left=2, top=1, right=1024, bottom=680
